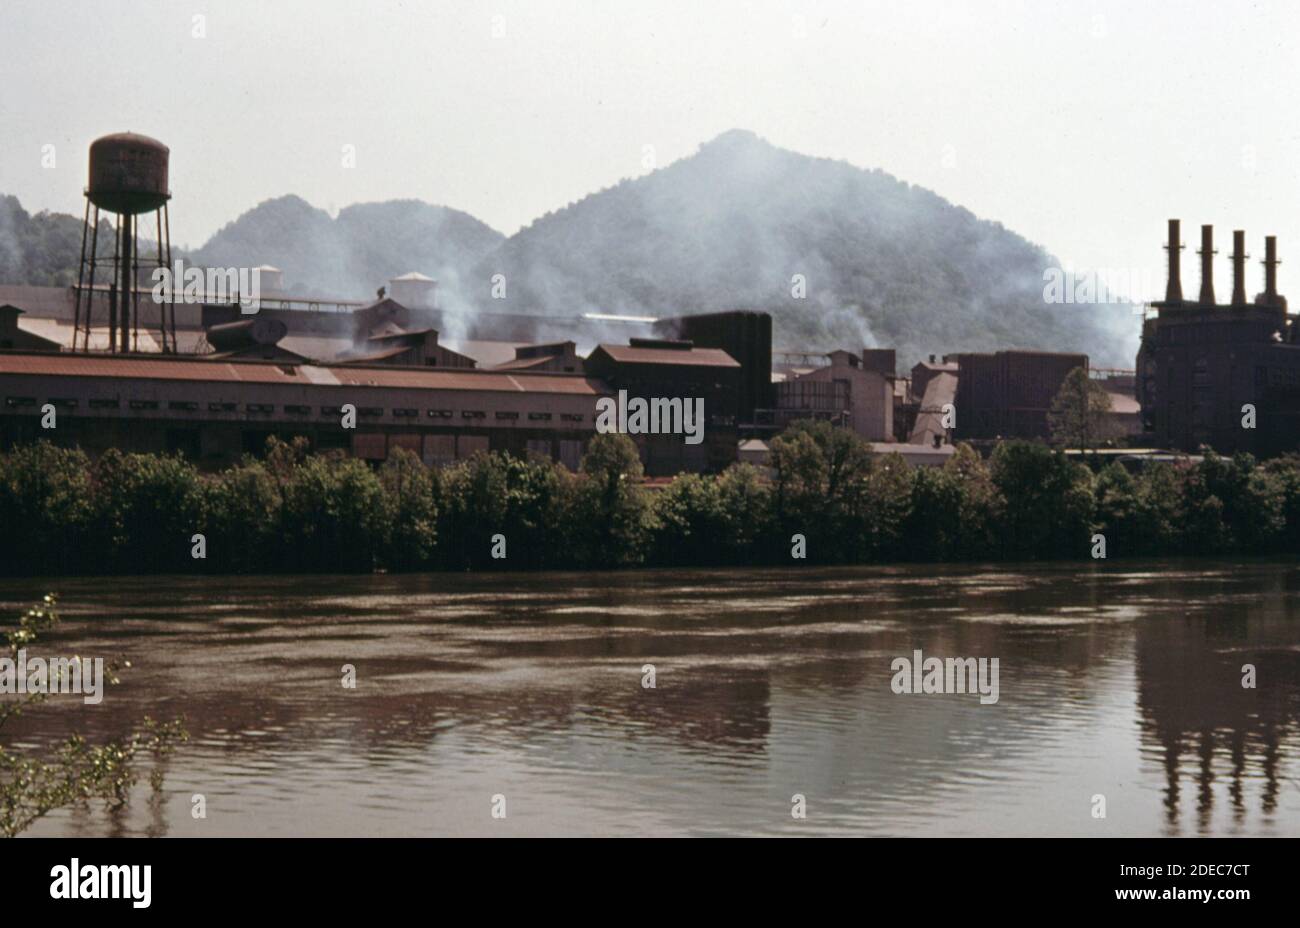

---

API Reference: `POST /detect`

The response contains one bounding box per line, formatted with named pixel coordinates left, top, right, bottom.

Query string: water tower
left=73, top=132, right=177, bottom=353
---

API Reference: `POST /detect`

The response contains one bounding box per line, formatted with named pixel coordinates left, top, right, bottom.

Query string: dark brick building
left=654, top=310, right=772, bottom=426
left=1138, top=221, right=1300, bottom=456
left=584, top=337, right=741, bottom=475
left=0, top=352, right=603, bottom=470
left=953, top=350, right=1087, bottom=441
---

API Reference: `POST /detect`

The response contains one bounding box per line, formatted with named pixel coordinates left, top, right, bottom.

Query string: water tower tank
left=87, top=132, right=170, bottom=215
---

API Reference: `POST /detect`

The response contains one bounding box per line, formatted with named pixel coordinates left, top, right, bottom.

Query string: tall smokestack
left=1262, top=235, right=1279, bottom=304
left=1231, top=230, right=1248, bottom=306
left=1198, top=224, right=1216, bottom=306
left=1164, top=219, right=1183, bottom=302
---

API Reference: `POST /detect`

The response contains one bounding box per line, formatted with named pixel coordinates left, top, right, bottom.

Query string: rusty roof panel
left=595, top=344, right=740, bottom=367
left=0, top=353, right=296, bottom=383
left=491, top=355, right=556, bottom=371
left=0, top=352, right=607, bottom=395
left=325, top=365, right=604, bottom=394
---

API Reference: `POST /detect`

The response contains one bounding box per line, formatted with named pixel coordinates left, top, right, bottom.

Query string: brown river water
left=4, top=561, right=1300, bottom=836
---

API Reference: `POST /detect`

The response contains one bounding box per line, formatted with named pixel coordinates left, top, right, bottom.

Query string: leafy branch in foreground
left=0, top=595, right=187, bottom=837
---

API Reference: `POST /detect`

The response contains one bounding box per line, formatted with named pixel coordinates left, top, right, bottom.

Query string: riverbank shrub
left=434, top=447, right=572, bottom=570
left=0, top=442, right=93, bottom=575
left=0, top=596, right=186, bottom=837
left=87, top=449, right=206, bottom=572
left=990, top=442, right=1095, bottom=560
left=2, top=428, right=1300, bottom=575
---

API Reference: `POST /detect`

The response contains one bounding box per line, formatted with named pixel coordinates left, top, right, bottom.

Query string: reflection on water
left=4, top=561, right=1299, bottom=836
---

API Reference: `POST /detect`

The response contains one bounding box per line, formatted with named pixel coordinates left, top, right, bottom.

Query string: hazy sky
left=2, top=0, right=1297, bottom=302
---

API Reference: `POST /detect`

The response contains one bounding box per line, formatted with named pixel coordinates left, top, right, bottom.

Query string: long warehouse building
left=0, top=352, right=606, bottom=469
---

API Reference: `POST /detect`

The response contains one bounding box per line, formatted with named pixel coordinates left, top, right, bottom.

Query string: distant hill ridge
left=468, top=129, right=1135, bottom=367
left=192, top=195, right=505, bottom=301
left=0, top=129, right=1137, bottom=369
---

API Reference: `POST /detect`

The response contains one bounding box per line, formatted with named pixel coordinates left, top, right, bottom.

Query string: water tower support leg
left=164, top=203, right=176, bottom=353
left=83, top=207, right=100, bottom=353
left=73, top=199, right=89, bottom=352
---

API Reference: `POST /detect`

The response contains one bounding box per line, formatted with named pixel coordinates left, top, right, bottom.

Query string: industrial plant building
left=0, top=125, right=752, bottom=476
left=19, top=133, right=1287, bottom=477
left=1, top=261, right=766, bottom=474
left=584, top=338, right=742, bottom=474
left=1138, top=220, right=1300, bottom=456
left=905, top=355, right=959, bottom=447
left=0, top=301, right=773, bottom=475
left=766, top=348, right=896, bottom=445
left=952, top=349, right=1089, bottom=443
left=0, top=352, right=605, bottom=469
left=655, top=310, right=773, bottom=424
left=0, top=260, right=1148, bottom=472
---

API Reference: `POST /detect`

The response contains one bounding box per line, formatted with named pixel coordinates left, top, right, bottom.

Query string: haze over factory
left=2, top=134, right=1297, bottom=473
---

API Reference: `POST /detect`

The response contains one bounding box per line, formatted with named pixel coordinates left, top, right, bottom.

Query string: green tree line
left=2, top=422, right=1298, bottom=575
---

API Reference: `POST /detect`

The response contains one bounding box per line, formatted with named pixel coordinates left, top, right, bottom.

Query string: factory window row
left=4, top=397, right=586, bottom=424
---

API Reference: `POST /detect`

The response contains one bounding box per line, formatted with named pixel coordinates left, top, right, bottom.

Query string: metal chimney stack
left=1198, top=224, right=1216, bottom=306
left=1262, top=235, right=1279, bottom=304
left=1231, top=230, right=1248, bottom=306
left=1164, top=219, right=1183, bottom=302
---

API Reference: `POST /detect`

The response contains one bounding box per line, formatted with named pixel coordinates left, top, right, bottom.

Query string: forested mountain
left=192, top=196, right=504, bottom=298
left=470, top=130, right=1135, bottom=367
left=0, top=194, right=116, bottom=287
left=2, top=131, right=1137, bottom=368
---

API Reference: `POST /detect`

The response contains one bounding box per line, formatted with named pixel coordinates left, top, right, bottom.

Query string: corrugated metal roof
left=0, top=285, right=76, bottom=320
left=0, top=353, right=297, bottom=383
left=920, top=371, right=957, bottom=407
left=0, top=352, right=606, bottom=395
left=909, top=371, right=958, bottom=445
left=491, top=355, right=555, bottom=371
left=279, top=334, right=354, bottom=361
left=301, top=366, right=341, bottom=386
left=339, top=345, right=413, bottom=362
left=595, top=344, right=739, bottom=367
left=367, top=328, right=434, bottom=342
left=442, top=339, right=527, bottom=367
left=323, top=366, right=604, bottom=394
left=16, top=318, right=210, bottom=354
